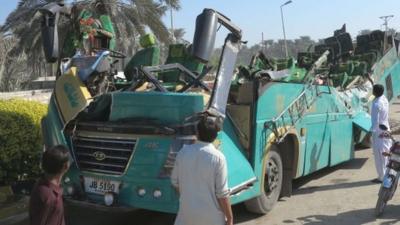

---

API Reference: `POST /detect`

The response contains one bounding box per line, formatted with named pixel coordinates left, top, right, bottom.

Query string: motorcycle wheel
left=389, top=178, right=399, bottom=200
left=375, top=187, right=391, bottom=217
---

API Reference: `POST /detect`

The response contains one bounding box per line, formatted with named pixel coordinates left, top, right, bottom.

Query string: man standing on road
left=29, top=145, right=70, bottom=225
left=371, top=84, right=391, bottom=183
left=171, top=115, right=233, bottom=225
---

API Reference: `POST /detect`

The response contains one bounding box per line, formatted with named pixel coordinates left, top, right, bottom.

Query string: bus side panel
left=293, top=124, right=306, bottom=178
left=389, top=61, right=400, bottom=100
left=302, top=115, right=330, bottom=175
left=42, top=95, right=67, bottom=148
left=220, top=119, right=259, bottom=204
left=329, top=118, right=354, bottom=166
left=300, top=87, right=332, bottom=176
left=253, top=83, right=305, bottom=185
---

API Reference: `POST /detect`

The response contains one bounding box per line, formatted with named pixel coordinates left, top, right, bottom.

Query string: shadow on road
left=294, top=179, right=375, bottom=196
left=297, top=204, right=400, bottom=225
left=65, top=203, right=266, bottom=225
left=293, top=157, right=369, bottom=189
left=66, top=206, right=176, bottom=225
left=231, top=203, right=263, bottom=223
left=1, top=207, right=177, bottom=225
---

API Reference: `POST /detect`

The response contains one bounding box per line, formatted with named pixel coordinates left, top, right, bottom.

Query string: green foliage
left=0, top=99, right=47, bottom=184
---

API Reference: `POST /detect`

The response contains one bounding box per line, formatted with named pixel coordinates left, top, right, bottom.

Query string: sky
left=1, top=0, right=400, bottom=46
left=0, top=1, right=18, bottom=25
left=165, top=0, right=400, bottom=45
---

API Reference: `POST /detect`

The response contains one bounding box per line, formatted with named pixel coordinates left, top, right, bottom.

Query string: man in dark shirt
left=29, top=145, right=70, bottom=225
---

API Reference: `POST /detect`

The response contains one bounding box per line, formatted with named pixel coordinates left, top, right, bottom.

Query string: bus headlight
left=64, top=177, right=71, bottom=184
left=104, top=193, right=114, bottom=206
left=153, top=189, right=162, bottom=198
left=66, top=186, right=74, bottom=195
left=137, top=188, right=146, bottom=197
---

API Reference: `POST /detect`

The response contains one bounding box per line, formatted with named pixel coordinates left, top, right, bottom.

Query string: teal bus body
left=42, top=47, right=400, bottom=213
left=254, top=84, right=355, bottom=179
left=42, top=84, right=356, bottom=212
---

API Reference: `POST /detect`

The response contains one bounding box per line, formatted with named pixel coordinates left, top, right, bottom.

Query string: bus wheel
left=244, top=146, right=283, bottom=214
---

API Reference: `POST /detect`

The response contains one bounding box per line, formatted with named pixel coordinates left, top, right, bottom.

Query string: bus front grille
left=72, top=136, right=136, bottom=175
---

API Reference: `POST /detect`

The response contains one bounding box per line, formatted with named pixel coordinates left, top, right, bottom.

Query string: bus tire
left=244, top=146, right=283, bottom=214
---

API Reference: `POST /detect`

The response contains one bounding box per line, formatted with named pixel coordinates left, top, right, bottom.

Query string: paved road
left=238, top=146, right=400, bottom=225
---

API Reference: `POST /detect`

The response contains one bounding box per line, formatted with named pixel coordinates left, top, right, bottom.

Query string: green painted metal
left=353, top=111, right=372, bottom=132
left=252, top=83, right=354, bottom=178
left=218, top=119, right=258, bottom=204
left=329, top=119, right=354, bottom=166
left=41, top=95, right=66, bottom=148
left=42, top=20, right=400, bottom=216
left=159, top=44, right=205, bottom=83
left=63, top=135, right=182, bottom=212
left=109, top=92, right=204, bottom=124
left=123, top=44, right=160, bottom=82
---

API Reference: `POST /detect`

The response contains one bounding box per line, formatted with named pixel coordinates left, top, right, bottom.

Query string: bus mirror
left=40, top=3, right=67, bottom=63
left=41, top=12, right=60, bottom=63
left=191, top=9, right=218, bottom=63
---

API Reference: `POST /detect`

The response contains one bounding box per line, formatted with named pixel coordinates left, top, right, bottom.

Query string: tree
left=0, top=0, right=180, bottom=91
left=0, top=34, right=31, bottom=92
left=0, top=34, right=12, bottom=85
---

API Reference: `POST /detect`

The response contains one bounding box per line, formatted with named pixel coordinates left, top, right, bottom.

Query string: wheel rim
left=265, top=157, right=279, bottom=196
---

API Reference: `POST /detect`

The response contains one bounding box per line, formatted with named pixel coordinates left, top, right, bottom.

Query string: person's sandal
left=371, top=178, right=382, bottom=184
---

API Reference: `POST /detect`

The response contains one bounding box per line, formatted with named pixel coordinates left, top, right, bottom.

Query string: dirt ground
left=3, top=102, right=400, bottom=225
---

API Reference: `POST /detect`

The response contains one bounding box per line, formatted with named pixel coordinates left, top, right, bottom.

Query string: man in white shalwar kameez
left=371, top=84, right=392, bottom=182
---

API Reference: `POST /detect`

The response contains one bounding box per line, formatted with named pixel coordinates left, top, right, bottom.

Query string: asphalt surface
left=3, top=102, right=400, bottom=225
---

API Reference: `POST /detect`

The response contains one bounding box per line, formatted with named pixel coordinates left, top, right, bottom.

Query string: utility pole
left=261, top=32, right=265, bottom=53
left=280, top=0, right=292, bottom=58
left=379, top=15, right=394, bottom=51
left=169, top=0, right=175, bottom=43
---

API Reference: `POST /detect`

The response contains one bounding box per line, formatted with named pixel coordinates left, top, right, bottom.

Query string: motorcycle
left=375, top=124, right=400, bottom=217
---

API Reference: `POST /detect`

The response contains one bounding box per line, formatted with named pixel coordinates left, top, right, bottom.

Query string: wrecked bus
left=40, top=2, right=400, bottom=215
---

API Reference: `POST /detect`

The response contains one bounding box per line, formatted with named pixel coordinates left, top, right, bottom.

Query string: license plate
left=84, top=177, right=120, bottom=194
